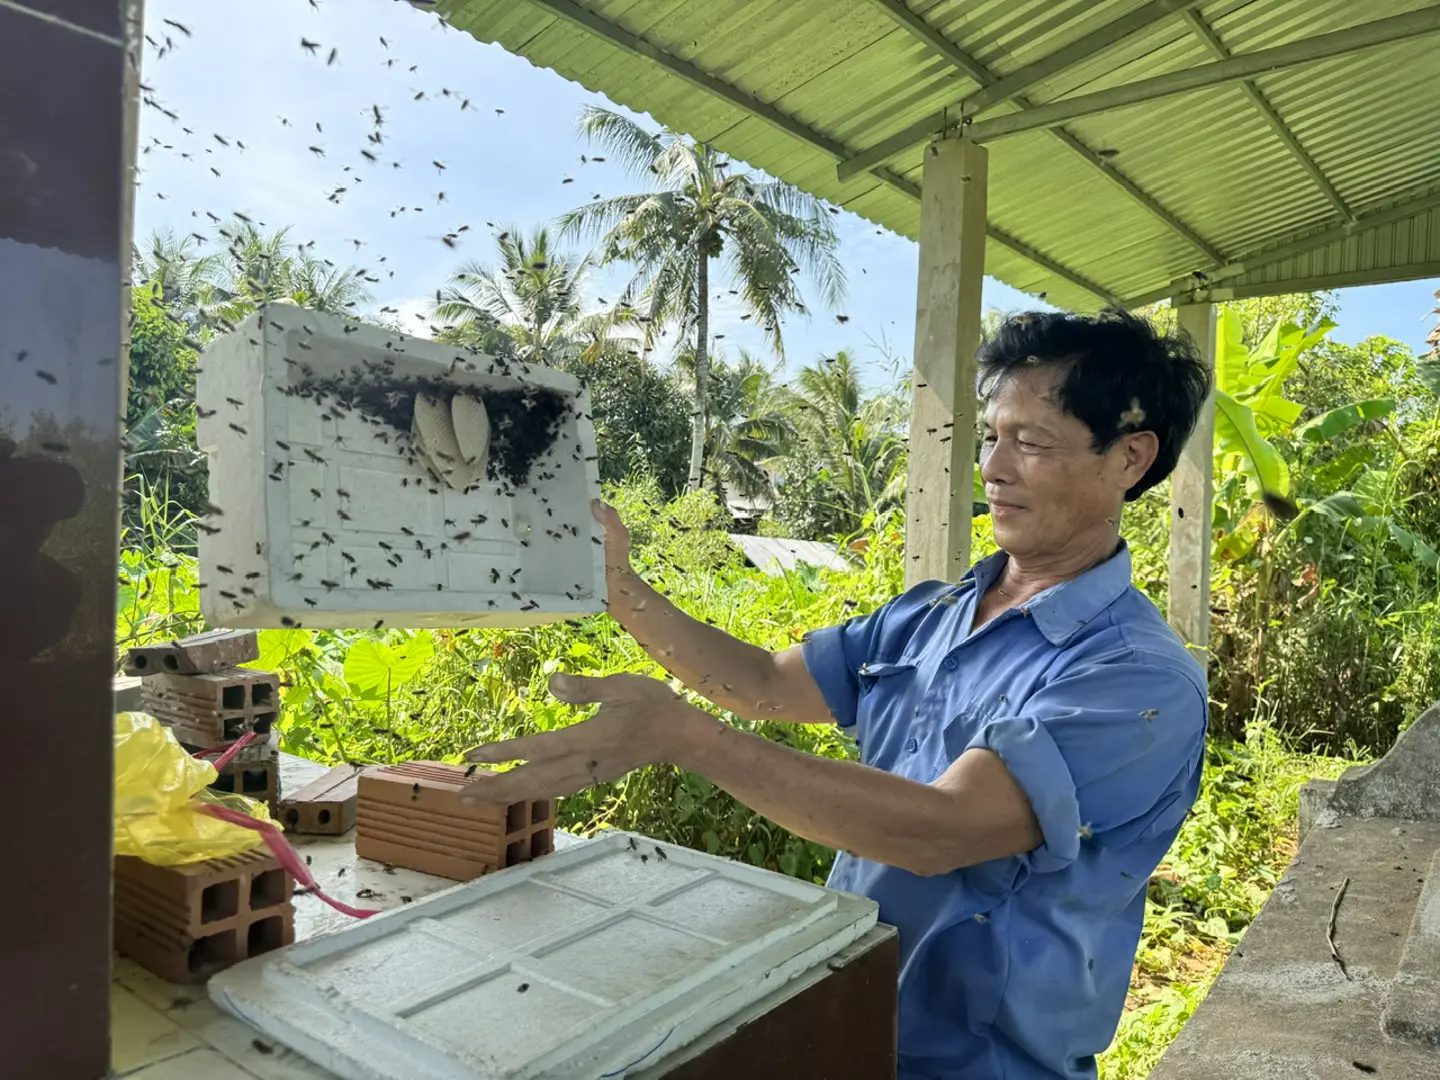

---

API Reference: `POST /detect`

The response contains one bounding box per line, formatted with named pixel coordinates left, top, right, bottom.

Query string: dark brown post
left=0, top=0, right=135, bottom=1074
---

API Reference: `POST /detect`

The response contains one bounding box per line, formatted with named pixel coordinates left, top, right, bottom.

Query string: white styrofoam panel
left=195, top=304, right=606, bottom=629
left=209, top=831, right=878, bottom=1080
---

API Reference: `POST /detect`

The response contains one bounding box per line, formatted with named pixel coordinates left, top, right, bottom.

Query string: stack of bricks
left=355, top=762, right=554, bottom=881
left=125, top=630, right=282, bottom=814
left=113, top=848, right=294, bottom=984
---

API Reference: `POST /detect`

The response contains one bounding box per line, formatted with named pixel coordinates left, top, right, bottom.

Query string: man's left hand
left=458, top=672, right=701, bottom=805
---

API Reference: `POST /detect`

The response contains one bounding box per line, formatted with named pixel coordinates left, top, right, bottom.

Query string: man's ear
left=1119, top=430, right=1159, bottom=487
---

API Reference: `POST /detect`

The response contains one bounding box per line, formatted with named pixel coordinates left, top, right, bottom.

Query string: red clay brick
left=124, top=629, right=259, bottom=676
left=113, top=848, right=294, bottom=984
left=139, top=667, right=280, bottom=748
left=277, top=764, right=359, bottom=835
left=208, top=755, right=281, bottom=816
left=354, top=762, right=553, bottom=881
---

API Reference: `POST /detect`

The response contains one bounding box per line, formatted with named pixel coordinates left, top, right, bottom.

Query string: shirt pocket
left=854, top=661, right=918, bottom=752
left=857, top=660, right=918, bottom=694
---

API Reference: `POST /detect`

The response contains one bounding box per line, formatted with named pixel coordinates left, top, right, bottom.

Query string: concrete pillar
left=904, top=137, right=987, bottom=587
left=1168, top=302, right=1217, bottom=657
left=0, top=0, right=132, bottom=1072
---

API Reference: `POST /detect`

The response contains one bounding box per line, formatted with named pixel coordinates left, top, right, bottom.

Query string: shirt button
left=905, top=737, right=919, bottom=753
left=942, top=655, right=959, bottom=672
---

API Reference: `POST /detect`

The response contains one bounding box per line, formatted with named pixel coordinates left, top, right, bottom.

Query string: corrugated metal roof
left=438, top=0, right=1440, bottom=311
left=727, top=534, right=853, bottom=576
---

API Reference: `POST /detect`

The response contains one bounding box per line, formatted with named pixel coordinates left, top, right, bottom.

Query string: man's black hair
left=975, top=307, right=1213, bottom=501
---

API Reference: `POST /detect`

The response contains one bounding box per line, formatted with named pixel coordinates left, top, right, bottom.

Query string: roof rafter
left=964, top=8, right=1440, bottom=144
left=1124, top=183, right=1440, bottom=307
left=860, top=0, right=1224, bottom=264
left=865, top=0, right=991, bottom=84
left=842, top=0, right=1206, bottom=179
left=514, top=0, right=1124, bottom=306
left=960, top=0, right=1206, bottom=118
left=1180, top=9, right=1353, bottom=223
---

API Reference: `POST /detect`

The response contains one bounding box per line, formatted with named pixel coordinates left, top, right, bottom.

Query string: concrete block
left=354, top=761, right=553, bottom=881
left=124, top=629, right=259, bottom=676
left=277, top=764, right=359, bottom=835
left=138, top=668, right=280, bottom=749
left=194, top=304, right=606, bottom=630
left=1297, top=778, right=1338, bottom=844
left=114, top=848, right=294, bottom=984
left=1328, top=700, right=1440, bottom=822
left=1382, top=849, right=1440, bottom=1046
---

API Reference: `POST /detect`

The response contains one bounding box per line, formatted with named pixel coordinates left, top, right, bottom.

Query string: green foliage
left=1199, top=298, right=1440, bottom=751
left=556, top=345, right=692, bottom=496
left=124, top=284, right=208, bottom=520
left=127, top=283, right=197, bottom=423
left=771, top=351, right=908, bottom=538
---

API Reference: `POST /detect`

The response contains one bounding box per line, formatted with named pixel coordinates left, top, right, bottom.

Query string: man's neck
left=995, top=529, right=1121, bottom=602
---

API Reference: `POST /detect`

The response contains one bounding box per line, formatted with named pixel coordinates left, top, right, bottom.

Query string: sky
left=134, top=0, right=1439, bottom=391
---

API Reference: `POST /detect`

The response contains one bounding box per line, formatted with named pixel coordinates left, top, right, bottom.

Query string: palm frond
left=575, top=106, right=665, bottom=180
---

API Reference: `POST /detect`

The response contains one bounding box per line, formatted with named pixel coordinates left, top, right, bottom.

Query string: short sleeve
left=800, top=605, right=891, bottom=730
left=968, top=660, right=1207, bottom=873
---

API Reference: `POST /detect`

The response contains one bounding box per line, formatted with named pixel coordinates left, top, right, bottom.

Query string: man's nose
left=979, top=439, right=1013, bottom=485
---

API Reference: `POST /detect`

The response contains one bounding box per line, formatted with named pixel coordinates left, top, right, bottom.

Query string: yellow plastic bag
left=114, top=711, right=276, bottom=866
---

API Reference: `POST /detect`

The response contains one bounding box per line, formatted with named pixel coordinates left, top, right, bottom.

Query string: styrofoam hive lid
left=195, top=304, right=606, bottom=629
left=209, top=831, right=878, bottom=1079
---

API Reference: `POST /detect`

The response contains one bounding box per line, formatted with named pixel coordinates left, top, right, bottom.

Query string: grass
left=115, top=475, right=1361, bottom=1075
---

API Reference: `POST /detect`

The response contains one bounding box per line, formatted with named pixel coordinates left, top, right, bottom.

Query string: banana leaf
left=1295, top=398, right=1395, bottom=443
left=1214, top=388, right=1290, bottom=498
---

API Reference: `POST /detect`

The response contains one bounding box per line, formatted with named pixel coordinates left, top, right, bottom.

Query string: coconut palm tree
left=675, top=349, right=795, bottom=503
left=134, top=223, right=371, bottom=330
left=432, top=224, right=602, bottom=363
left=201, top=221, right=371, bottom=327
left=132, top=227, right=226, bottom=330
left=780, top=351, right=908, bottom=536
left=560, top=105, right=845, bottom=491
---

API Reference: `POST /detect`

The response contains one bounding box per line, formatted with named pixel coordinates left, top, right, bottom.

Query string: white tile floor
left=111, top=753, right=581, bottom=1078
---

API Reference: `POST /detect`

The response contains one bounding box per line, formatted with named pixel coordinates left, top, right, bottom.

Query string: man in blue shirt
left=463, top=309, right=1214, bottom=1079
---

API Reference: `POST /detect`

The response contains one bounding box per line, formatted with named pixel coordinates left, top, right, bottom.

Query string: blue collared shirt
left=802, top=543, right=1207, bottom=1080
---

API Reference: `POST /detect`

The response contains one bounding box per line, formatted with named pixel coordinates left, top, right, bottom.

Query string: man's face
left=978, top=367, right=1155, bottom=562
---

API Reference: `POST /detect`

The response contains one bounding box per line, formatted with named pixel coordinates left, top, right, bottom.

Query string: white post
left=904, top=136, right=987, bottom=587
left=1168, top=301, right=1216, bottom=657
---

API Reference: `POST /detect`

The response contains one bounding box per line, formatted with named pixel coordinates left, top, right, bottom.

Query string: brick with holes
left=138, top=667, right=280, bottom=749
left=354, top=761, right=553, bottom=881
left=207, top=748, right=282, bottom=817
left=276, top=764, right=359, bottom=835
left=113, top=848, right=294, bottom=984
left=124, top=629, right=259, bottom=676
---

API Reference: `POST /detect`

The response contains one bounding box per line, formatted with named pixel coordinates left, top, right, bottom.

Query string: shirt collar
left=964, top=540, right=1134, bottom=645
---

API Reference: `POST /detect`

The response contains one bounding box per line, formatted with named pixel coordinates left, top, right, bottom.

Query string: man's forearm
left=607, top=568, right=781, bottom=722
left=670, top=710, right=983, bottom=877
